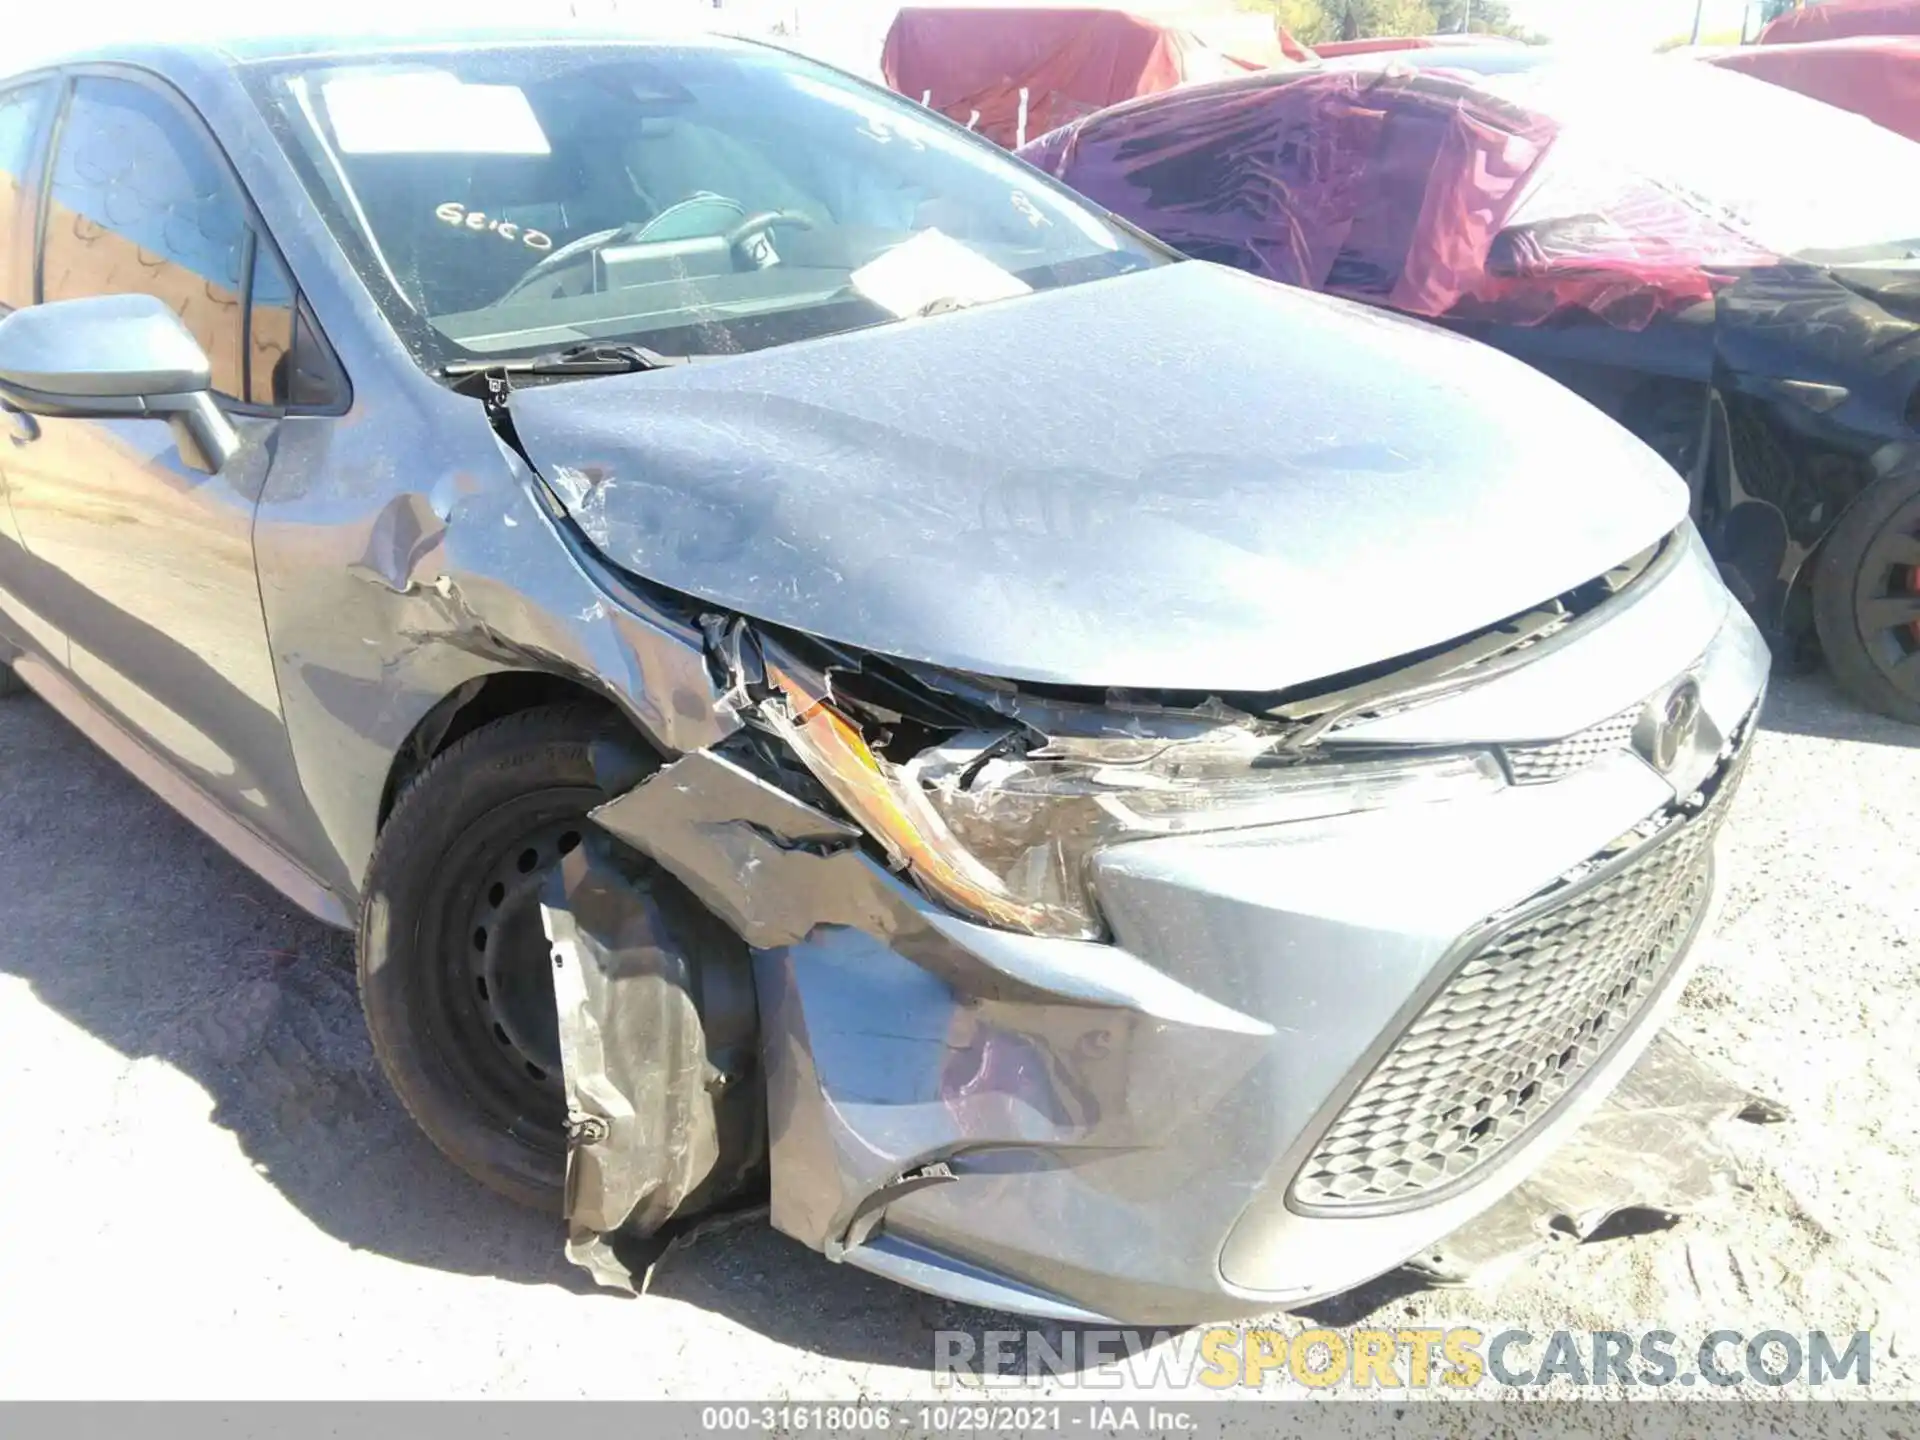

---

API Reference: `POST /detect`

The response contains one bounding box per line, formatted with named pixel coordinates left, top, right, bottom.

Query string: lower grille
left=1289, top=744, right=1748, bottom=1213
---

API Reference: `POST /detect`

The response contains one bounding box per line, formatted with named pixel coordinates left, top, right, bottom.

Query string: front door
left=0, top=76, right=65, bottom=670
left=1, top=71, right=325, bottom=871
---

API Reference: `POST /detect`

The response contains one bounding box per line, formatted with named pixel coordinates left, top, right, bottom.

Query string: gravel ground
left=0, top=665, right=1912, bottom=1402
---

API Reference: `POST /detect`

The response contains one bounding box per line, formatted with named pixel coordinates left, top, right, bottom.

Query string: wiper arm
left=442, top=342, right=695, bottom=379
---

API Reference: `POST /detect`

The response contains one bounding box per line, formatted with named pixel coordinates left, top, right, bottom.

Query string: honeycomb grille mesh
left=1505, top=708, right=1640, bottom=785
left=1290, top=759, right=1744, bottom=1212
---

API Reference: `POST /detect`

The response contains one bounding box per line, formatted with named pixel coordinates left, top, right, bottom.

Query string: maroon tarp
left=1709, top=36, right=1920, bottom=140
left=881, top=7, right=1243, bottom=148
left=1019, top=68, right=1779, bottom=331
left=1759, top=0, right=1920, bottom=43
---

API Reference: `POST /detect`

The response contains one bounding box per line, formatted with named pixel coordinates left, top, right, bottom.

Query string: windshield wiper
left=441, top=342, right=696, bottom=379
left=916, top=295, right=978, bottom=317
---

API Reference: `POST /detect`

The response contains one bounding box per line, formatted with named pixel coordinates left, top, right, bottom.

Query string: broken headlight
left=765, top=664, right=1505, bottom=942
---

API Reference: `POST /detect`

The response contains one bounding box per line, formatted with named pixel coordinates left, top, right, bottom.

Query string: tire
left=0, top=662, right=22, bottom=698
left=359, top=701, right=740, bottom=1211
left=1812, top=471, right=1920, bottom=725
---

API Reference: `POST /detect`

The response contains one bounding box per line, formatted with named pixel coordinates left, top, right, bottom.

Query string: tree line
left=1239, top=0, right=1544, bottom=46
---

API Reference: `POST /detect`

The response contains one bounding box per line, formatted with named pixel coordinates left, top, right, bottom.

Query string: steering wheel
left=722, top=210, right=816, bottom=267
left=492, top=196, right=749, bottom=303
left=494, top=222, right=644, bottom=305
left=491, top=205, right=818, bottom=305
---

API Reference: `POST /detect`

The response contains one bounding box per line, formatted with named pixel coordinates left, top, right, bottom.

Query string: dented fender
left=255, top=395, right=741, bottom=906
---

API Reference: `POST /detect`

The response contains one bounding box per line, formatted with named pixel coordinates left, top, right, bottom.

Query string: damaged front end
left=541, top=625, right=1316, bottom=1302
left=532, top=516, right=1769, bottom=1321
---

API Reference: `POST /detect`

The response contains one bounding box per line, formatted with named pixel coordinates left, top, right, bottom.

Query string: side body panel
left=0, top=77, right=65, bottom=668
left=4, top=409, right=336, bottom=867
left=1, top=66, right=335, bottom=895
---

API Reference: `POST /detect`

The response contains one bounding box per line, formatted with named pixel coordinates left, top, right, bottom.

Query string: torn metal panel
left=1405, top=1032, right=1782, bottom=1288
left=590, top=749, right=889, bottom=951
left=588, top=746, right=1271, bottom=1262
left=541, top=837, right=764, bottom=1293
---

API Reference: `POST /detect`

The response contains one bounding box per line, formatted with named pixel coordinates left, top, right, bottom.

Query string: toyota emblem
left=1644, top=677, right=1704, bottom=774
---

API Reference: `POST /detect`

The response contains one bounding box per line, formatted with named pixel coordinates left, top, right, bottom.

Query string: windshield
left=1485, top=58, right=1920, bottom=262
left=248, top=40, right=1162, bottom=369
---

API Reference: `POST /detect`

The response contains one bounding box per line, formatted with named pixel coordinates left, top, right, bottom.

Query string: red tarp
left=1759, top=0, right=1920, bottom=43
left=1710, top=36, right=1920, bottom=141
left=881, top=7, right=1246, bottom=148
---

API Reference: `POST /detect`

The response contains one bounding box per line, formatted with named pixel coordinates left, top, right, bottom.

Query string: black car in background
left=1024, top=56, right=1920, bottom=721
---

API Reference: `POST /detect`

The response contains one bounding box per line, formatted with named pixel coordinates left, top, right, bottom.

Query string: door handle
left=2, top=408, right=39, bottom=445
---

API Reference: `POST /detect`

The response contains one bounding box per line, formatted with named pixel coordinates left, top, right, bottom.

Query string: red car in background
left=1022, top=58, right=1920, bottom=722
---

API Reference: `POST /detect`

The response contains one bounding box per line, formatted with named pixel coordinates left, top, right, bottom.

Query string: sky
left=1507, top=0, right=1762, bottom=48
left=1, top=0, right=1778, bottom=78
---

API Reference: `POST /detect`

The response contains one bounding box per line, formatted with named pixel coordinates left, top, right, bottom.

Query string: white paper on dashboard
left=322, top=72, right=551, bottom=155
left=850, top=229, right=1033, bottom=319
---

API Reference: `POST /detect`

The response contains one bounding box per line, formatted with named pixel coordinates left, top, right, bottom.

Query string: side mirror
left=0, top=293, right=240, bottom=474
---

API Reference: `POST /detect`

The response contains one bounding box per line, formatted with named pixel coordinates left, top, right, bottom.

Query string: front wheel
left=357, top=702, right=759, bottom=1212
left=1812, top=472, right=1920, bottom=724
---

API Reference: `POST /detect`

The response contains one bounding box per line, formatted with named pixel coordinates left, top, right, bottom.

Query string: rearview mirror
left=0, top=293, right=240, bottom=474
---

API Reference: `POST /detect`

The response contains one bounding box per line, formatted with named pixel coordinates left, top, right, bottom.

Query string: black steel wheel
left=425, top=804, right=589, bottom=1159
left=1813, top=474, right=1920, bottom=724
left=357, top=704, right=623, bottom=1208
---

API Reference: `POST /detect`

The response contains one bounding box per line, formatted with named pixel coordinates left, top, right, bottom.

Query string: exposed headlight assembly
left=765, top=663, right=1504, bottom=941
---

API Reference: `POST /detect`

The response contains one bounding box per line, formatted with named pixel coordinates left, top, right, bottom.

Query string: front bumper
left=585, top=531, right=1770, bottom=1324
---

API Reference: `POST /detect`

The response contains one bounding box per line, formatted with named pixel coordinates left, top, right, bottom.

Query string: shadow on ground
left=1759, top=665, right=1920, bottom=749
left=0, top=690, right=1147, bottom=1371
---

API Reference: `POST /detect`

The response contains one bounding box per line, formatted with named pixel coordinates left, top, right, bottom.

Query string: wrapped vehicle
left=1024, top=58, right=1920, bottom=722
left=1759, top=0, right=1920, bottom=43
left=880, top=6, right=1264, bottom=148
left=1708, top=36, right=1920, bottom=143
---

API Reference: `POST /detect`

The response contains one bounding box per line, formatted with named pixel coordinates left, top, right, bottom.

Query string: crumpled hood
left=509, top=262, right=1687, bottom=693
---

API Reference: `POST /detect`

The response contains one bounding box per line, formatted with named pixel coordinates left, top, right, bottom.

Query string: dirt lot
left=0, top=666, right=1913, bottom=1401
